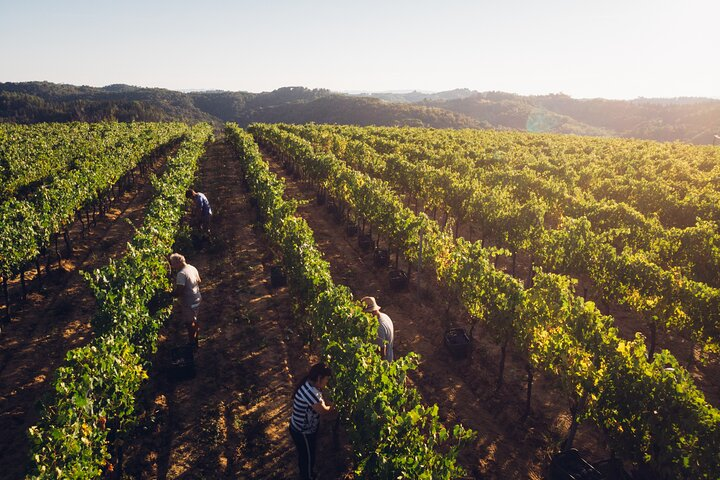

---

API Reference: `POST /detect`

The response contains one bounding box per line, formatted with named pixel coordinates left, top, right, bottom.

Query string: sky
left=1, top=0, right=718, bottom=99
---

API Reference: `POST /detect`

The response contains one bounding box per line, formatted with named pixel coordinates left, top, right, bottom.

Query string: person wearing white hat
left=361, top=296, right=394, bottom=362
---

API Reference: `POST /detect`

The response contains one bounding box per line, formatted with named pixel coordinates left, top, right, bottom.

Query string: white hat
left=361, top=296, right=381, bottom=313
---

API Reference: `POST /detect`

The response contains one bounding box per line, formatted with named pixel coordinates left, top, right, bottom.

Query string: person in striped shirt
left=289, top=362, right=333, bottom=480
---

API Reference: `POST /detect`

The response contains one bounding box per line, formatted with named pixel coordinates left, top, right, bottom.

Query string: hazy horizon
left=5, top=81, right=720, bottom=103
left=2, top=0, right=718, bottom=100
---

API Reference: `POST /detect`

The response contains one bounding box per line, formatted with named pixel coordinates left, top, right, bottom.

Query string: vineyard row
left=1, top=123, right=189, bottom=313
left=282, top=123, right=720, bottom=362
left=226, top=123, right=474, bottom=479
left=27, top=124, right=213, bottom=479
left=250, top=123, right=720, bottom=480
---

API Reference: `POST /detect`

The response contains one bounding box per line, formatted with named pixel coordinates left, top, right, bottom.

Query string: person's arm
left=380, top=342, right=388, bottom=359
left=311, top=398, right=333, bottom=414
left=174, top=272, right=186, bottom=298
left=189, top=196, right=199, bottom=219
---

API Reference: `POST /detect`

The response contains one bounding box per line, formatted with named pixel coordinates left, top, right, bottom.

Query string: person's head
left=361, top=296, right=381, bottom=316
left=169, top=253, right=186, bottom=271
left=295, top=362, right=332, bottom=395
left=185, top=189, right=196, bottom=199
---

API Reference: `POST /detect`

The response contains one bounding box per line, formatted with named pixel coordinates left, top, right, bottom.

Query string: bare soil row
left=119, top=139, right=353, bottom=479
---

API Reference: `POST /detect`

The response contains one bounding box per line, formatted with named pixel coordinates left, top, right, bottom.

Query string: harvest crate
left=358, top=234, right=374, bottom=252
left=389, top=269, right=408, bottom=290
left=444, top=328, right=471, bottom=359
left=346, top=223, right=359, bottom=237
left=549, top=449, right=605, bottom=480
left=270, top=265, right=287, bottom=287
left=374, top=248, right=390, bottom=267
left=169, top=345, right=195, bottom=381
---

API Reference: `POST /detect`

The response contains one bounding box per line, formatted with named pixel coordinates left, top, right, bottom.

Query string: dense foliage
left=250, top=123, right=720, bottom=479
left=282, top=123, right=720, bottom=359
left=226, top=123, right=474, bottom=479
left=0, top=122, right=188, bottom=282
left=27, top=123, right=213, bottom=478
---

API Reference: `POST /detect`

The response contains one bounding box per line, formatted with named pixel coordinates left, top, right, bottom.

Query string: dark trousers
left=289, top=426, right=317, bottom=480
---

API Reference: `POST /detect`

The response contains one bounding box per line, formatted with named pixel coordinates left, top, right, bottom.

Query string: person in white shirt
left=361, top=296, right=394, bottom=362
left=169, top=253, right=202, bottom=347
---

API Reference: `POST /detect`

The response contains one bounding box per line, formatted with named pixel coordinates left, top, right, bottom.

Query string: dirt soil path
left=121, top=138, right=352, bottom=479
left=262, top=151, right=613, bottom=479
left=0, top=154, right=170, bottom=479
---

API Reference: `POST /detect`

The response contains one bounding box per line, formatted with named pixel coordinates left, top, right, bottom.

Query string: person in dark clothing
left=186, top=188, right=212, bottom=235
left=289, top=363, right=334, bottom=480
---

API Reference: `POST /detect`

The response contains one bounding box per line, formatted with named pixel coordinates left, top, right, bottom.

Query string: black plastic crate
left=388, top=269, right=408, bottom=290
left=444, top=328, right=471, bottom=359
left=358, top=234, right=374, bottom=252
left=270, top=265, right=287, bottom=287
left=549, top=449, right=605, bottom=480
left=169, top=345, right=195, bottom=381
left=346, top=223, right=358, bottom=237
left=592, top=458, right=631, bottom=480
left=374, top=248, right=390, bottom=267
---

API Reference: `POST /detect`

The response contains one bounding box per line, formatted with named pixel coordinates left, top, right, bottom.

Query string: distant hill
left=532, top=94, right=720, bottom=143
left=420, top=92, right=720, bottom=143
left=418, top=92, right=612, bottom=136
left=0, top=82, right=480, bottom=130
left=1, top=82, right=719, bottom=143
left=631, top=97, right=719, bottom=105
left=214, top=93, right=485, bottom=128
left=0, top=82, right=216, bottom=123
left=353, top=88, right=477, bottom=104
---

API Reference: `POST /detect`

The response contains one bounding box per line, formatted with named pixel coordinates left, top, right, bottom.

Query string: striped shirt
left=290, top=381, right=322, bottom=434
